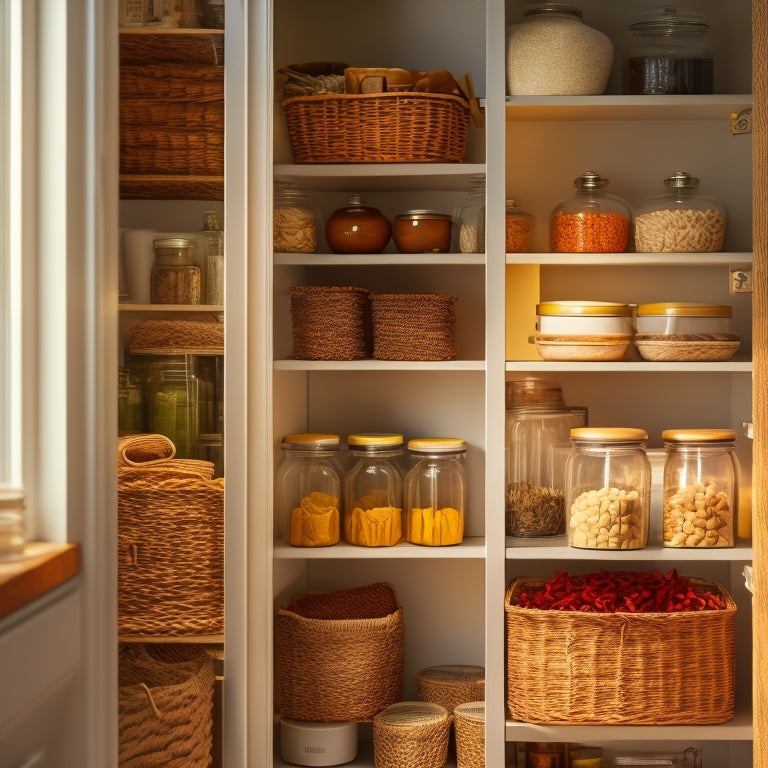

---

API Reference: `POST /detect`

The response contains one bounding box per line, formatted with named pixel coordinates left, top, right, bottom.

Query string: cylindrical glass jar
left=634, top=171, right=727, bottom=252
left=343, top=433, right=404, bottom=547
left=627, top=6, right=713, bottom=95
left=551, top=172, right=631, bottom=253
left=392, top=210, right=452, bottom=254
left=325, top=194, right=391, bottom=254
left=453, top=175, right=486, bottom=254
left=505, top=378, right=587, bottom=537
left=276, top=433, right=342, bottom=547
left=505, top=199, right=534, bottom=252
left=566, top=427, right=650, bottom=550
left=404, top=438, right=466, bottom=546
left=273, top=182, right=319, bottom=254
left=661, top=428, right=738, bottom=548
left=202, top=210, right=224, bottom=304
left=0, top=485, right=26, bottom=560
left=199, top=433, right=224, bottom=478
left=151, top=237, right=201, bottom=304
left=146, top=365, right=201, bottom=459
left=118, top=366, right=145, bottom=433
left=506, top=3, right=614, bottom=96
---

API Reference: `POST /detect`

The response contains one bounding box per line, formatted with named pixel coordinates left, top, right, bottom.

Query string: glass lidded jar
left=118, top=366, right=145, bottom=433
left=661, top=428, right=738, bottom=548
left=551, top=171, right=631, bottom=253
left=325, top=194, right=391, bottom=254
left=505, top=378, right=587, bottom=537
left=146, top=364, right=202, bottom=459
left=565, top=427, right=650, bottom=550
left=273, top=181, right=319, bottom=254
left=505, top=199, right=534, bottom=253
left=453, top=175, right=486, bottom=253
left=404, top=438, right=467, bottom=546
left=634, top=171, right=727, bottom=252
left=343, top=433, right=404, bottom=547
left=276, top=433, right=342, bottom=547
left=392, top=210, right=452, bottom=254
left=151, top=237, right=201, bottom=304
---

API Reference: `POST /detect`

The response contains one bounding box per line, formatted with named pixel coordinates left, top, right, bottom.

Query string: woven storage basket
left=118, top=643, right=215, bottom=768
left=282, top=91, right=470, bottom=163
left=371, top=293, right=457, bottom=361
left=290, top=285, right=372, bottom=360
left=373, top=702, right=451, bottom=768
left=118, top=465, right=224, bottom=636
left=274, top=581, right=404, bottom=721
left=125, top=319, right=225, bottom=355
left=417, top=665, right=485, bottom=713
left=454, top=701, right=485, bottom=768
left=504, top=576, right=736, bottom=725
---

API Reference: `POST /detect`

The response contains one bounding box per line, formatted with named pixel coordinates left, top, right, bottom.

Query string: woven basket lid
left=375, top=701, right=448, bottom=727
left=454, top=701, right=485, bottom=723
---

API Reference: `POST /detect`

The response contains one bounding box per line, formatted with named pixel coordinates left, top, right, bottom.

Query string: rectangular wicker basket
left=504, top=576, right=736, bottom=725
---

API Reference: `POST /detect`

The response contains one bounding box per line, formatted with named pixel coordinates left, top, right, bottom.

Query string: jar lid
left=637, top=302, right=731, bottom=318
left=524, top=3, right=583, bottom=19
left=629, top=5, right=709, bottom=32
left=282, top=433, right=340, bottom=449
left=574, top=171, right=609, bottom=190
left=0, top=486, right=26, bottom=509
left=407, top=437, right=466, bottom=454
left=153, top=237, right=196, bottom=249
left=537, top=300, right=634, bottom=317
left=348, top=432, right=404, bottom=448
left=570, top=427, right=648, bottom=442
left=395, top=210, right=452, bottom=222
left=374, top=701, right=449, bottom=727
left=664, top=171, right=700, bottom=189
left=662, top=428, right=737, bottom=443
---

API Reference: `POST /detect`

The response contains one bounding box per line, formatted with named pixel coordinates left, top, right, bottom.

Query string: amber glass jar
left=392, top=211, right=452, bottom=254
left=325, top=194, right=391, bottom=253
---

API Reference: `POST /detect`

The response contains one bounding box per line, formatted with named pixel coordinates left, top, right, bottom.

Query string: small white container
left=280, top=719, right=358, bottom=767
left=537, top=300, right=635, bottom=335
left=635, top=302, right=732, bottom=334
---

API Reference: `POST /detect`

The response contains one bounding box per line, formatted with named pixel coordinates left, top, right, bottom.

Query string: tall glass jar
left=273, top=181, right=319, bottom=254
left=118, top=366, right=145, bottom=433
left=276, top=433, right=342, bottom=547
left=505, top=378, right=587, bottom=537
left=343, top=433, right=404, bottom=547
left=453, top=175, right=486, bottom=254
left=661, top=428, right=738, bottom=548
left=404, top=438, right=466, bottom=546
left=151, top=237, right=201, bottom=304
left=202, top=210, right=224, bottom=304
left=566, top=427, right=650, bottom=550
left=146, top=365, right=200, bottom=459
left=505, top=199, right=534, bottom=253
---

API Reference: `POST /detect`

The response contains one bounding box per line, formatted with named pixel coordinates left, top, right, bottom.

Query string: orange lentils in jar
left=505, top=199, right=534, bottom=252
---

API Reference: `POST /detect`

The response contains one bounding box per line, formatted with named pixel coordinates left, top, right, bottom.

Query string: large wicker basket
left=274, top=581, right=404, bottom=721
left=504, top=576, right=736, bottom=725
left=282, top=91, right=470, bottom=163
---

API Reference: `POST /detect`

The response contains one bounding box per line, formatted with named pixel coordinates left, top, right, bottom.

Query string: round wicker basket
left=454, top=701, right=485, bottom=768
left=416, top=664, right=485, bottom=713
left=373, top=701, right=451, bottom=768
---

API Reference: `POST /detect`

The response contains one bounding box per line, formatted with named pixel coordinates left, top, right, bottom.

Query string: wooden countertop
left=0, top=542, right=81, bottom=621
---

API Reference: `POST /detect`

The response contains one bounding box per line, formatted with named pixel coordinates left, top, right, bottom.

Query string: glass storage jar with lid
left=343, top=433, right=404, bottom=547
left=151, top=237, right=201, bottom=304
left=505, top=378, right=587, bottom=537
left=453, top=175, right=486, bottom=254
left=565, top=427, right=650, bottom=550
left=661, top=428, right=738, bottom=548
left=392, top=210, right=452, bottom=254
left=550, top=172, right=631, bottom=253
left=404, top=438, right=466, bottom=546
left=276, top=433, right=342, bottom=547
left=325, top=194, right=391, bottom=254
left=634, top=171, right=727, bottom=252
left=505, top=199, right=534, bottom=253
left=273, top=181, right=320, bottom=254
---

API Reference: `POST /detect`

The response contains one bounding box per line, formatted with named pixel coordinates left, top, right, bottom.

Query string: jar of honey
left=325, top=194, right=391, bottom=254
left=392, top=211, right=452, bottom=253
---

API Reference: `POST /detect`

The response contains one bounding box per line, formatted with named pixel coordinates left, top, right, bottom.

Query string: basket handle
left=138, top=683, right=164, bottom=719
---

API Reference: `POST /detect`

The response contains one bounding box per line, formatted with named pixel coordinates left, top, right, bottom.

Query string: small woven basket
left=417, top=665, right=485, bottom=713
left=274, top=582, right=404, bottom=721
left=504, top=576, right=736, bottom=725
left=373, top=702, right=452, bottom=768
left=118, top=643, right=215, bottom=768
left=454, top=701, right=485, bottom=768
left=371, top=293, right=457, bottom=361
left=282, top=91, right=469, bottom=163
left=290, top=285, right=372, bottom=360
left=125, top=319, right=224, bottom=355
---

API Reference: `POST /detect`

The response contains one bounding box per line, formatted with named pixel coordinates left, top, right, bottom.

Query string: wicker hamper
left=373, top=702, right=452, bottom=768
left=274, top=581, right=404, bottom=722
left=504, top=576, right=736, bottom=725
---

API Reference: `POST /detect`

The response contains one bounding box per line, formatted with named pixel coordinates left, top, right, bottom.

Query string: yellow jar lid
left=347, top=432, right=403, bottom=447
left=282, top=433, right=340, bottom=447
left=408, top=438, right=466, bottom=453
left=637, top=302, right=731, bottom=317
left=570, top=427, right=648, bottom=442
left=662, top=428, right=736, bottom=442
left=537, top=300, right=634, bottom=317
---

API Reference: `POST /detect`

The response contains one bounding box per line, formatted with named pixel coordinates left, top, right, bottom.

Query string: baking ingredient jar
left=151, top=237, right=201, bottom=304
left=273, top=181, right=319, bottom=254
left=627, top=6, right=713, bottom=95
left=202, top=210, right=224, bottom=304
left=566, top=427, right=650, bottom=550
left=506, top=3, right=614, bottom=96
left=661, top=428, right=738, bottom=548
left=325, top=194, right=391, bottom=254
left=404, top=438, right=466, bottom=546
left=505, top=199, right=534, bottom=252
left=634, top=171, right=727, bottom=252
left=551, top=171, right=631, bottom=253
left=453, top=175, right=486, bottom=253
left=343, top=433, right=404, bottom=546
left=505, top=378, right=587, bottom=537
left=276, top=433, right=342, bottom=547
left=118, top=366, right=145, bottom=433
left=0, top=485, right=26, bottom=560
left=392, top=210, right=452, bottom=254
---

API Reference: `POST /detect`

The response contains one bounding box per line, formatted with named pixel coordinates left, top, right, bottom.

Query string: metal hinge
left=730, top=105, right=752, bottom=135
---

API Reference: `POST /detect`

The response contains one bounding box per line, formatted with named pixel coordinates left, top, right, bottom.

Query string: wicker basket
left=290, top=285, right=372, bottom=360
left=454, top=701, right=485, bottom=768
left=118, top=643, right=215, bottom=768
left=125, top=319, right=225, bottom=355
left=372, top=702, right=452, bottom=768
left=504, top=576, right=736, bottom=725
left=282, top=91, right=470, bottom=163
left=417, top=665, right=485, bottom=713
left=371, top=293, right=457, bottom=361
left=274, top=582, right=404, bottom=721
left=118, top=433, right=176, bottom=468
left=118, top=466, right=224, bottom=636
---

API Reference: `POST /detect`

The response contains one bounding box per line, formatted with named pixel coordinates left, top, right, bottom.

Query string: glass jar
left=146, top=365, right=199, bottom=459
left=565, top=427, right=650, bottom=550
left=505, top=378, right=587, bottom=537
left=551, top=171, right=631, bottom=253
left=199, top=433, right=224, bottom=478
left=505, top=199, right=534, bottom=253
left=325, top=194, right=391, bottom=254
left=276, top=433, right=342, bottom=547
left=118, top=366, right=145, bottom=433
left=661, top=429, right=738, bottom=548
left=202, top=210, right=224, bottom=304
left=151, top=237, right=201, bottom=304
left=453, top=175, right=486, bottom=254
left=343, top=433, right=404, bottom=547
left=404, top=438, right=466, bottom=546
left=0, top=485, right=26, bottom=560
left=392, top=210, right=452, bottom=254
left=273, top=181, right=319, bottom=254
left=627, top=6, right=713, bottom=95
left=634, top=171, right=727, bottom=252
left=506, top=3, right=614, bottom=96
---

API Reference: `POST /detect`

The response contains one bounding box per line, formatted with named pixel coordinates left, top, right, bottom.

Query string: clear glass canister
left=505, top=199, right=534, bottom=253
left=566, top=427, right=650, bottom=550
left=506, top=3, right=614, bottom=96
left=551, top=171, right=631, bottom=253
left=627, top=6, right=713, bottom=95
left=0, top=485, right=26, bottom=560
left=505, top=378, right=587, bottom=537
left=118, top=366, right=145, bottom=433
left=661, top=428, right=738, bottom=548
left=202, top=210, right=224, bottom=304
left=276, top=433, right=342, bottom=547
left=151, top=237, right=201, bottom=304
left=453, top=175, right=486, bottom=253
left=273, top=181, right=319, bottom=254
left=404, top=438, right=466, bottom=546
left=634, top=171, right=727, bottom=253
left=343, top=433, right=404, bottom=547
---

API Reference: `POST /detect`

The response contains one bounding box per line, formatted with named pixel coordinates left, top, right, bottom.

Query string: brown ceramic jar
left=325, top=194, right=391, bottom=253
